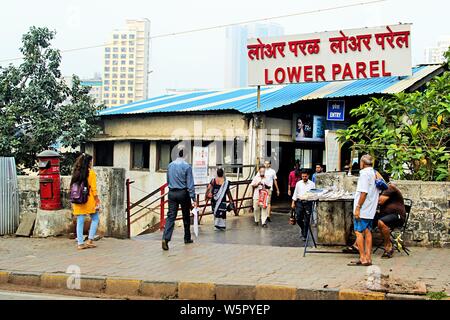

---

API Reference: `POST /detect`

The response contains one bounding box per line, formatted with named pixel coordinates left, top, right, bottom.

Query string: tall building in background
left=225, top=23, right=284, bottom=88
left=81, top=78, right=103, bottom=106
left=64, top=75, right=103, bottom=106
left=102, top=19, right=150, bottom=107
left=424, top=36, right=450, bottom=64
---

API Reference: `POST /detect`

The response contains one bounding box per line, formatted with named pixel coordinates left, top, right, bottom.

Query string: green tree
left=337, top=47, right=450, bottom=181
left=0, top=27, right=104, bottom=173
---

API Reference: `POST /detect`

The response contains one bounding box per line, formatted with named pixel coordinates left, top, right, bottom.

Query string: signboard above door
left=327, top=100, right=345, bottom=121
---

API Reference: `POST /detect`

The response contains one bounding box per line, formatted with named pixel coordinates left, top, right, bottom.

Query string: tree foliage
left=337, top=47, right=450, bottom=181
left=0, top=27, right=104, bottom=173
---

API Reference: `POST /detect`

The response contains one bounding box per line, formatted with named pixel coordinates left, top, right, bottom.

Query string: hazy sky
left=1, top=0, right=448, bottom=96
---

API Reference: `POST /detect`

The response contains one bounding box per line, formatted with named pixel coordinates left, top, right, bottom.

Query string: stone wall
left=17, top=167, right=127, bottom=238
left=315, top=172, right=450, bottom=248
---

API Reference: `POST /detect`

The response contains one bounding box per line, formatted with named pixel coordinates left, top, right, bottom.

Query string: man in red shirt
left=288, top=162, right=301, bottom=197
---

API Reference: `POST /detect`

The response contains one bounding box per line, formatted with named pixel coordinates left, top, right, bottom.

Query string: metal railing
left=125, top=165, right=256, bottom=238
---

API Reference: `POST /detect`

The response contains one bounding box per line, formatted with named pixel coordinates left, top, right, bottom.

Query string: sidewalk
left=0, top=213, right=449, bottom=299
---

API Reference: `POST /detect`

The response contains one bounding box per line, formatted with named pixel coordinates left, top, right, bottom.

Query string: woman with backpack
left=70, top=153, right=100, bottom=250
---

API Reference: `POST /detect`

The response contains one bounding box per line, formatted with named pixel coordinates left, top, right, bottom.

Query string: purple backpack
left=70, top=181, right=89, bottom=204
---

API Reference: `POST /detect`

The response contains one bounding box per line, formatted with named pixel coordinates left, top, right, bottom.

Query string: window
left=104, top=79, right=110, bottom=84
left=120, top=66, right=126, bottom=72
left=120, top=99, right=125, bottom=104
left=113, top=47, right=119, bottom=52
left=129, top=67, right=134, bottom=72
left=104, top=86, right=109, bottom=91
left=105, top=47, right=111, bottom=52
left=129, top=60, right=134, bottom=65
left=103, top=99, right=109, bottom=104
left=104, top=93, right=109, bottom=98
left=131, top=142, right=150, bottom=170
left=112, top=80, right=118, bottom=85
left=129, top=34, right=135, bottom=40
left=216, top=139, right=243, bottom=173
left=120, top=80, right=126, bottom=85
left=112, top=93, right=117, bottom=98
left=121, top=54, right=127, bottom=59
left=111, top=99, right=117, bottom=104
left=121, top=41, right=127, bottom=46
left=120, top=73, right=126, bottom=78
left=128, top=93, right=133, bottom=98
left=128, top=100, right=133, bottom=103
left=129, top=54, right=134, bottom=59
left=113, top=60, right=118, bottom=65
left=112, top=73, right=118, bottom=78
left=121, top=34, right=127, bottom=39
left=104, top=73, right=110, bottom=78
left=105, top=60, right=110, bottom=65
left=120, top=87, right=126, bottom=91
left=94, top=142, right=114, bottom=166
left=128, top=86, right=134, bottom=91
left=105, top=54, right=110, bottom=59
left=121, top=60, right=127, bottom=65
left=112, top=54, right=119, bottom=59
left=128, top=80, right=134, bottom=85
left=121, top=47, right=127, bottom=52
left=157, top=141, right=178, bottom=171
left=104, top=67, right=110, bottom=72
left=129, top=41, right=135, bottom=46
left=120, top=93, right=125, bottom=98
left=112, top=67, right=118, bottom=72
left=129, top=47, right=134, bottom=52
left=113, top=34, right=119, bottom=39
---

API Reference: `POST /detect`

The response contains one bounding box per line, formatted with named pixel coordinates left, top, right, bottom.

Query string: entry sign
left=327, top=100, right=345, bottom=121
left=247, top=24, right=412, bottom=86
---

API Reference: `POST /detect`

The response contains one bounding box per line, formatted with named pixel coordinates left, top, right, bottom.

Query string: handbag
left=258, top=188, right=269, bottom=209
left=289, top=208, right=296, bottom=225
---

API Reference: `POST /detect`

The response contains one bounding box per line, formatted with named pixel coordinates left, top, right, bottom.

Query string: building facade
left=424, top=36, right=450, bottom=63
left=225, top=23, right=284, bottom=88
left=102, top=18, right=151, bottom=108
left=88, top=65, right=443, bottom=208
left=80, top=79, right=103, bottom=106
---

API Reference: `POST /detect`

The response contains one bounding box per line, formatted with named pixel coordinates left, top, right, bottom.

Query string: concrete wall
left=316, top=172, right=450, bottom=247
left=98, top=114, right=249, bottom=140
left=17, top=167, right=127, bottom=238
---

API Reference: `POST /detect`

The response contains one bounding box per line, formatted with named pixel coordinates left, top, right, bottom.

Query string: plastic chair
left=373, top=198, right=412, bottom=256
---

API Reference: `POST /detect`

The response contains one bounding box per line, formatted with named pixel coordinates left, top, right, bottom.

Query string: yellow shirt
left=72, top=169, right=98, bottom=215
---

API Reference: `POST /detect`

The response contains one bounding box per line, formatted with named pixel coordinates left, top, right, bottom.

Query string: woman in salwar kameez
left=206, top=168, right=235, bottom=230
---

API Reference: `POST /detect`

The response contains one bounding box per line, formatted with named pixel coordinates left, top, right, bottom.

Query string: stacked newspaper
left=299, top=188, right=354, bottom=201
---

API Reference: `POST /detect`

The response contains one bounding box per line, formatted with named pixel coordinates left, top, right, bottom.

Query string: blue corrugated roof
left=99, top=65, right=441, bottom=116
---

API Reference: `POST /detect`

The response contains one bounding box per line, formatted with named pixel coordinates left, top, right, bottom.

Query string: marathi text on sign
left=247, top=24, right=412, bottom=86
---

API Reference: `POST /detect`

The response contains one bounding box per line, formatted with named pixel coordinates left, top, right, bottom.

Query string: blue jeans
left=76, top=212, right=99, bottom=245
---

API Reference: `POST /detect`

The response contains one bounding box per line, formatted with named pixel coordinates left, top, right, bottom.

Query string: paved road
left=139, top=211, right=312, bottom=247
left=0, top=290, right=102, bottom=300
left=0, top=211, right=448, bottom=293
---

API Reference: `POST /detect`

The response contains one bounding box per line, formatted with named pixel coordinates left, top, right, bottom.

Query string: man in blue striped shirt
left=162, top=147, right=197, bottom=251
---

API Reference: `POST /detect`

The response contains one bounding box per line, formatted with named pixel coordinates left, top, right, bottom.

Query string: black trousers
left=295, top=201, right=313, bottom=238
left=162, top=189, right=192, bottom=242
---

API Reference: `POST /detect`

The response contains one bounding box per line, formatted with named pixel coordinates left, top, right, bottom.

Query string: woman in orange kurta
left=71, top=154, right=101, bottom=250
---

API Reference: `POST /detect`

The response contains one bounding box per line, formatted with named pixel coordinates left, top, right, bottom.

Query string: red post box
left=37, top=150, right=62, bottom=210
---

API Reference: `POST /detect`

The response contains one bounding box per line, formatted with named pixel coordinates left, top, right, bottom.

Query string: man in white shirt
left=291, top=170, right=315, bottom=241
left=250, top=167, right=271, bottom=227
left=349, top=154, right=379, bottom=267
left=264, top=160, right=280, bottom=222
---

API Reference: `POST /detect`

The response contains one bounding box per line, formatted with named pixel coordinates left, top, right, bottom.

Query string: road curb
left=339, top=288, right=386, bottom=300
left=0, top=269, right=429, bottom=300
